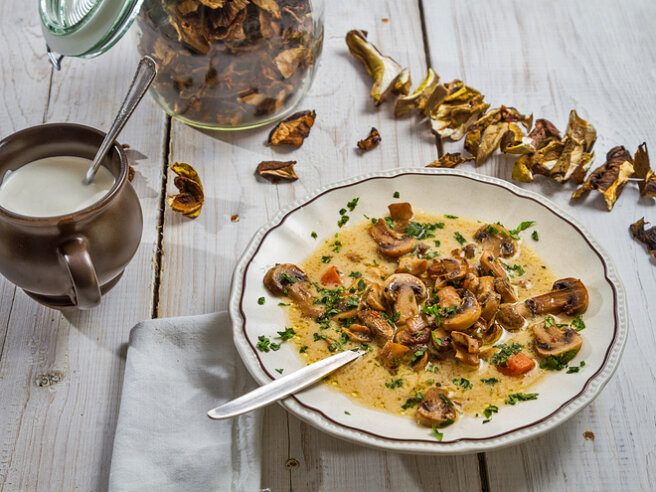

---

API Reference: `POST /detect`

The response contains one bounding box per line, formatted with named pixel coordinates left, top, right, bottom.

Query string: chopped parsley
left=280, top=273, right=296, bottom=284
left=344, top=410, right=351, bottom=415
left=339, top=208, right=347, bottom=215
left=480, top=378, right=499, bottom=385
left=444, top=214, right=458, bottom=219
left=490, top=342, right=523, bottom=366
left=439, top=393, right=453, bottom=407
left=410, top=348, right=427, bottom=363
left=393, top=191, right=400, bottom=198
left=571, top=315, right=586, bottom=331
left=505, top=393, right=539, bottom=405
left=531, top=230, right=539, bottom=241
left=256, top=336, right=272, bottom=352
left=385, top=378, right=403, bottom=390
left=405, top=221, right=445, bottom=239
left=509, top=220, right=535, bottom=240
left=567, top=361, right=586, bottom=373
left=539, top=349, right=578, bottom=371
left=485, top=224, right=499, bottom=235
left=337, top=215, right=349, bottom=228
left=257, top=297, right=265, bottom=305
left=452, top=378, right=473, bottom=390
left=503, top=263, right=526, bottom=277
left=299, top=345, right=308, bottom=353
left=482, top=404, right=499, bottom=423
left=270, top=343, right=281, bottom=351
left=401, top=392, right=424, bottom=410
left=313, top=332, right=326, bottom=342
left=453, top=231, right=467, bottom=245
left=311, top=231, right=318, bottom=239
left=328, top=333, right=349, bottom=352
left=321, top=255, right=332, bottom=264
left=277, top=327, right=296, bottom=341
left=433, top=240, right=441, bottom=247
left=278, top=302, right=290, bottom=307
left=330, top=240, right=342, bottom=253
left=347, top=197, right=359, bottom=211
left=275, top=368, right=284, bottom=374
left=432, top=424, right=443, bottom=441
left=349, top=271, right=362, bottom=278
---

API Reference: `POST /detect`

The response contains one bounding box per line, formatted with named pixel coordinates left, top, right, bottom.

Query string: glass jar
left=39, top=0, right=324, bottom=130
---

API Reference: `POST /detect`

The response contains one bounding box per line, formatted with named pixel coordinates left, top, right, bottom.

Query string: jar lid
left=39, top=0, right=144, bottom=66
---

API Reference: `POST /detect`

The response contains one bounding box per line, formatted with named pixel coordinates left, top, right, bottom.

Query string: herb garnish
left=321, top=255, right=332, bottom=263
left=439, top=393, right=453, bottom=407
left=452, top=378, right=473, bottom=390
left=571, top=315, right=586, bottom=331
left=275, top=368, right=284, bottom=374
left=330, top=240, right=342, bottom=253
left=337, top=215, right=349, bottom=228
left=509, top=220, right=535, bottom=240
left=432, top=424, right=443, bottom=441
left=401, top=392, right=424, bottom=410
left=347, top=197, right=359, bottom=211
left=299, top=346, right=308, bottom=353
left=349, top=271, right=362, bottom=278
left=567, top=361, right=586, bottom=373
left=258, top=297, right=265, bottom=305
left=277, top=327, right=296, bottom=341
left=539, top=349, right=578, bottom=371
left=393, top=191, right=400, bottom=198
left=280, top=272, right=296, bottom=284
left=385, top=378, right=403, bottom=389
left=445, top=214, right=458, bottom=219
left=490, top=342, right=523, bottom=366
left=503, top=263, right=525, bottom=277
left=531, top=230, right=539, bottom=241
left=311, top=231, right=318, bottom=239
left=482, top=404, right=499, bottom=423
left=454, top=231, right=466, bottom=245
left=505, top=393, right=539, bottom=405
left=405, top=221, right=445, bottom=239
left=480, top=378, right=499, bottom=385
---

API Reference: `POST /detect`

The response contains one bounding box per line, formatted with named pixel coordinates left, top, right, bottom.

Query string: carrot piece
left=320, top=266, right=342, bottom=286
left=498, top=352, right=535, bottom=376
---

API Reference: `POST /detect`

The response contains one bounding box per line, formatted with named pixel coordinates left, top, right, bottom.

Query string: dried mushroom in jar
left=268, top=109, right=316, bottom=146
left=167, top=162, right=204, bottom=218
left=138, top=0, right=319, bottom=128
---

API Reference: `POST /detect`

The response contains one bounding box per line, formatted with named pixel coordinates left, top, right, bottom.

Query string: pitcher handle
left=58, top=236, right=101, bottom=309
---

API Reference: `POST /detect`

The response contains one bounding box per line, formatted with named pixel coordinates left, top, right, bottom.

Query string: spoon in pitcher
left=83, top=56, right=157, bottom=185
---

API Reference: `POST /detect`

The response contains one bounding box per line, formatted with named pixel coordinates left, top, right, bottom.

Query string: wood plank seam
left=0, top=289, right=16, bottom=371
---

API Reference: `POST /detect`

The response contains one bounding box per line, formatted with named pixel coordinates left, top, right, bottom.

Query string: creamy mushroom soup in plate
left=230, top=168, right=627, bottom=454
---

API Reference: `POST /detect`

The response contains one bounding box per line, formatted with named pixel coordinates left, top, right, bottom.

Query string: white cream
left=0, top=156, right=115, bottom=217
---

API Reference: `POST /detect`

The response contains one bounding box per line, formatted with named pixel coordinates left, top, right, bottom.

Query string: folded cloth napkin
left=108, top=312, right=262, bottom=492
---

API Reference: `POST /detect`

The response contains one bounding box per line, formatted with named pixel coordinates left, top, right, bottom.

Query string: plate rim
left=229, top=167, right=628, bottom=454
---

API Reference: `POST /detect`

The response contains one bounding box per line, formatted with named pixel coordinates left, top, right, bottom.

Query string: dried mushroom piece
left=571, top=146, right=634, bottom=210
left=629, top=218, right=656, bottom=259
left=508, top=118, right=561, bottom=155
left=268, top=110, right=316, bottom=146
left=167, top=162, right=204, bottom=218
left=464, top=106, right=532, bottom=164
left=634, top=143, right=656, bottom=198
left=551, top=110, right=597, bottom=182
left=357, top=127, right=381, bottom=151
left=392, top=68, right=412, bottom=95
left=394, top=68, right=439, bottom=117
left=423, top=81, right=489, bottom=141
left=256, top=160, right=298, bottom=182
left=426, top=153, right=474, bottom=168
left=345, top=30, right=405, bottom=105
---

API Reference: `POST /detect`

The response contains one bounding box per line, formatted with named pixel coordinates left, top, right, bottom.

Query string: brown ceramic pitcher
left=0, top=123, right=143, bottom=309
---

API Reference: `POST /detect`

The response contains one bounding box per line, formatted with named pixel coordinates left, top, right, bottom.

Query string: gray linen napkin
left=108, top=312, right=262, bottom=492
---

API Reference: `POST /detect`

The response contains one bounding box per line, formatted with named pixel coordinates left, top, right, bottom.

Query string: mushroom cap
left=383, top=273, right=428, bottom=301
left=440, top=289, right=482, bottom=332
left=427, top=257, right=468, bottom=288
left=342, top=323, right=373, bottom=343
left=494, top=277, right=518, bottom=303
left=378, top=341, right=410, bottom=373
left=474, top=224, right=517, bottom=258
left=357, top=309, right=394, bottom=341
left=526, top=278, right=589, bottom=316
left=415, top=387, right=458, bottom=427
left=369, top=219, right=417, bottom=257
left=436, top=285, right=461, bottom=308
left=496, top=303, right=530, bottom=331
left=263, top=263, right=309, bottom=294
left=479, top=291, right=501, bottom=326
left=395, top=315, right=430, bottom=348
left=532, top=320, right=583, bottom=357
left=396, top=255, right=428, bottom=276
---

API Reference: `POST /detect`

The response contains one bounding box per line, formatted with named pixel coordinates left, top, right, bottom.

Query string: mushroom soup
left=264, top=204, right=589, bottom=429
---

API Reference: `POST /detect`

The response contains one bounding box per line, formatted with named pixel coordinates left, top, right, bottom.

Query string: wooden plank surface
left=0, top=27, right=168, bottom=491
left=421, top=1, right=656, bottom=490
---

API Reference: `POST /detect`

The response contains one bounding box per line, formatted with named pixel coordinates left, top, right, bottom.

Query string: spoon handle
left=84, top=56, right=157, bottom=184
left=207, top=350, right=362, bottom=420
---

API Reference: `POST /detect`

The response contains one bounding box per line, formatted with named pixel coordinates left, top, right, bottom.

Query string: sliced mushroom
left=342, top=323, right=373, bottom=343
left=357, top=309, right=394, bottom=342
left=369, top=219, right=417, bottom=257
left=383, top=273, right=428, bottom=324
left=378, top=341, right=410, bottom=373
left=474, top=224, right=517, bottom=258
left=525, top=278, right=589, bottom=316
left=395, top=314, right=430, bottom=348
left=451, top=331, right=480, bottom=366
left=494, top=277, right=518, bottom=303
left=388, top=202, right=414, bottom=231
left=462, top=272, right=480, bottom=293
left=479, top=291, right=501, bottom=326
left=415, top=387, right=458, bottom=427
left=463, top=243, right=477, bottom=259
left=476, top=276, right=495, bottom=301
left=263, top=264, right=322, bottom=317
left=396, top=256, right=428, bottom=276
left=480, top=250, right=507, bottom=278
left=532, top=320, right=583, bottom=358
left=437, top=285, right=461, bottom=308
left=427, top=257, right=468, bottom=288
left=440, top=289, right=482, bottom=332
left=430, top=328, right=451, bottom=352
left=496, top=303, right=530, bottom=331
left=363, top=283, right=387, bottom=311
left=472, top=320, right=502, bottom=346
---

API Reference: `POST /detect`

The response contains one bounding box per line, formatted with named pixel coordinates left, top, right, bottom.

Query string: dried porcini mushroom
left=268, top=110, right=316, bottom=146
left=464, top=106, right=533, bottom=164
left=357, top=127, right=381, bottom=151
left=394, top=68, right=439, bottom=117
left=392, top=68, right=412, bottom=95
left=571, top=146, right=634, bottom=210
left=167, top=162, right=204, bottom=218
left=345, top=30, right=405, bottom=106
left=503, top=118, right=561, bottom=155
left=128, top=165, right=135, bottom=182
left=634, top=142, right=656, bottom=198
left=423, top=80, right=489, bottom=141
left=509, top=111, right=595, bottom=183
left=255, top=160, right=298, bottom=182
left=426, top=153, right=474, bottom=169
left=139, top=0, right=317, bottom=128
left=629, top=218, right=656, bottom=259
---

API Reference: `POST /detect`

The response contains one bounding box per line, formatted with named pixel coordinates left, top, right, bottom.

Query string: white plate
left=229, top=168, right=628, bottom=454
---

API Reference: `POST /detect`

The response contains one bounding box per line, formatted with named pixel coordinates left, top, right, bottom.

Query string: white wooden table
left=1, top=1, right=655, bottom=490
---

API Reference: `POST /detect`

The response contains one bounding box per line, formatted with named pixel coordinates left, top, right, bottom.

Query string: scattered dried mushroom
left=256, top=160, right=298, bottom=182
left=572, top=146, right=634, bottom=210
left=167, top=162, right=204, bottom=218
left=426, top=153, right=474, bottom=169
left=357, top=127, right=381, bottom=151
left=138, top=0, right=318, bottom=127
left=465, top=106, right=532, bottom=165
left=630, top=218, right=656, bottom=259
left=634, top=143, right=656, bottom=198
left=268, top=109, right=316, bottom=146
